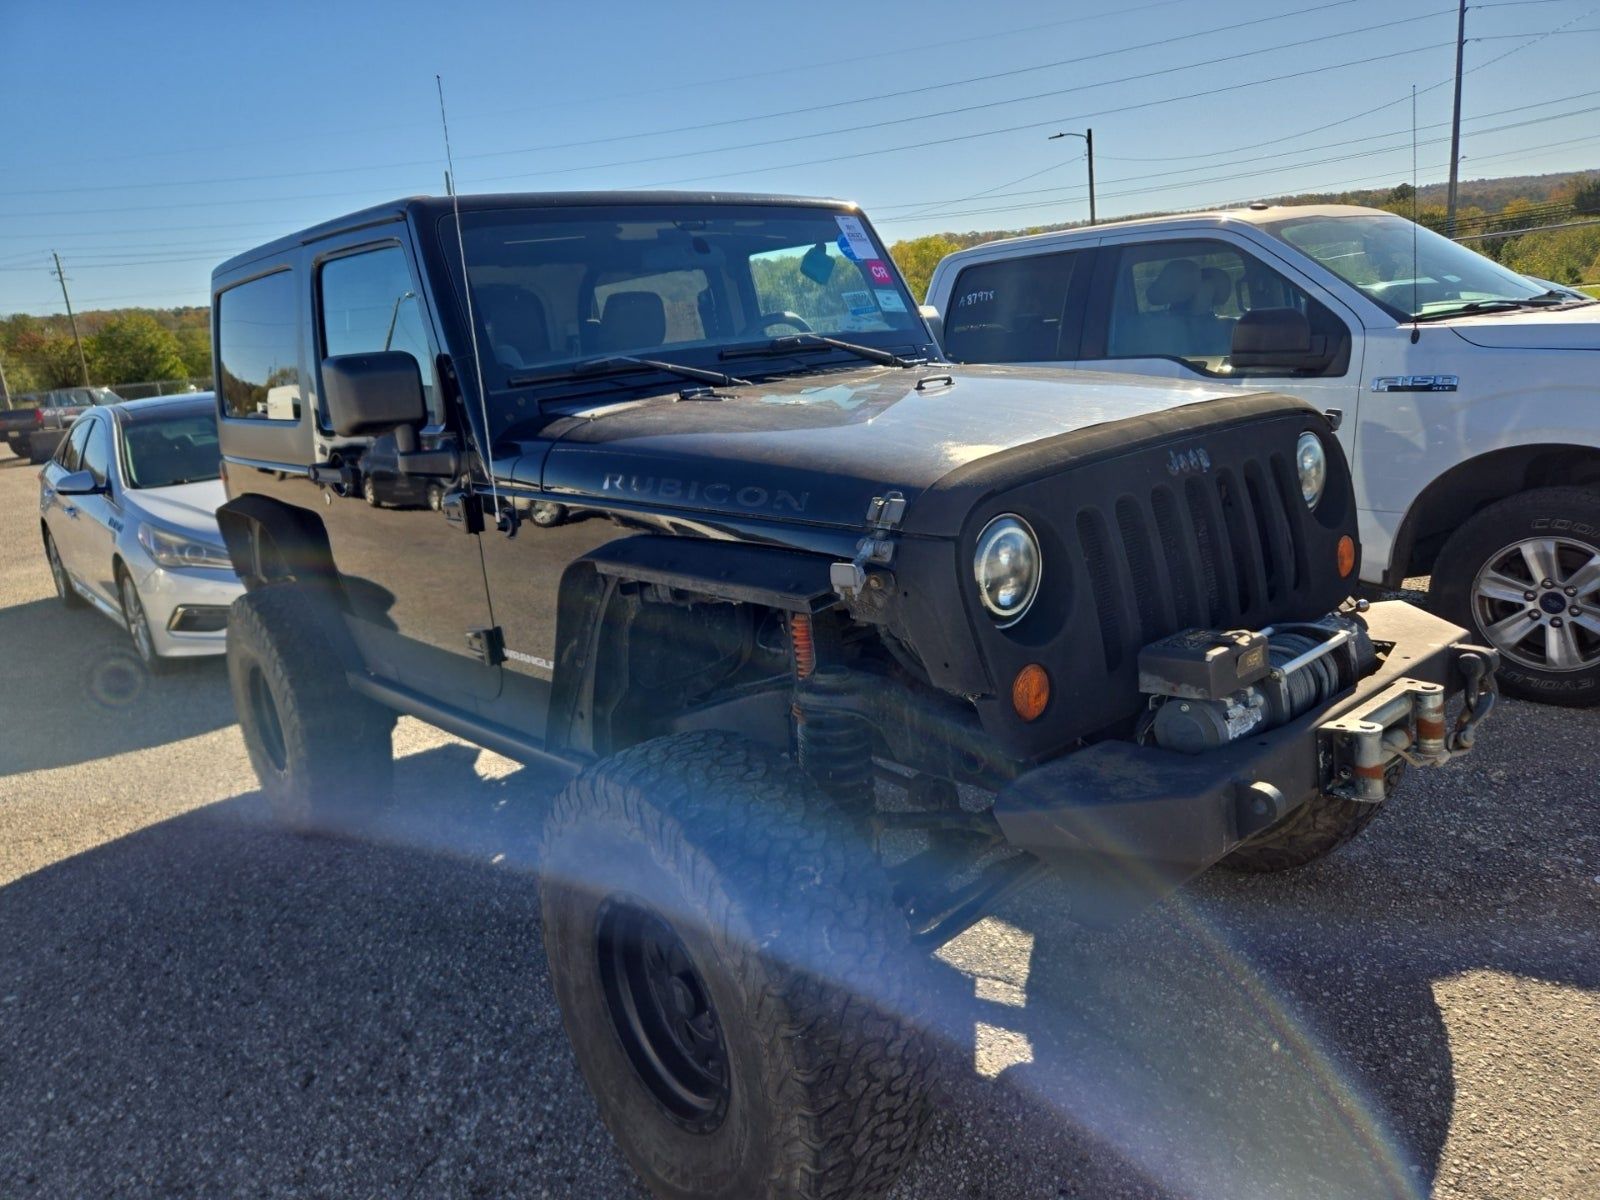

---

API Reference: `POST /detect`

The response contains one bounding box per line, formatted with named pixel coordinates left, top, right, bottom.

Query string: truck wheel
left=537, top=731, right=933, bottom=1200
left=530, top=501, right=566, bottom=528
left=44, top=530, right=84, bottom=608
left=1219, top=790, right=1385, bottom=873
left=362, top=475, right=380, bottom=507
left=27, top=437, right=50, bottom=465
left=8, top=435, right=27, bottom=460
left=226, top=585, right=396, bottom=832
left=1431, top=487, right=1600, bottom=706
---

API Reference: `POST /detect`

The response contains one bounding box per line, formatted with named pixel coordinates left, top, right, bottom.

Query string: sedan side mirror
left=322, top=351, right=427, bottom=438
left=54, top=469, right=104, bottom=496
left=1230, top=308, right=1330, bottom=373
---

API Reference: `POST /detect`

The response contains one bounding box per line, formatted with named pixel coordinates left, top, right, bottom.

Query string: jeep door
left=1075, top=232, right=1364, bottom=465
left=308, top=234, right=501, bottom=708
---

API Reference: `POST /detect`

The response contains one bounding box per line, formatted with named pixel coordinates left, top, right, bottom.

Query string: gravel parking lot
left=1, top=441, right=1595, bottom=1199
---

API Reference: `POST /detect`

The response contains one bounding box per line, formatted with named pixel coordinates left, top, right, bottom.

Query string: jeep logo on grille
left=1166, top=447, right=1212, bottom=476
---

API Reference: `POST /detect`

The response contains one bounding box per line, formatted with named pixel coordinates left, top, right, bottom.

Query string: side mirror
left=321, top=351, right=427, bottom=438
left=55, top=469, right=103, bottom=496
left=918, top=303, right=945, bottom=351
left=1230, top=308, right=1329, bottom=372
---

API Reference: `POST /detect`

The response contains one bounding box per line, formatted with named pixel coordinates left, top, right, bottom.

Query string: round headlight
left=974, top=515, right=1041, bottom=626
left=1296, top=431, right=1327, bottom=508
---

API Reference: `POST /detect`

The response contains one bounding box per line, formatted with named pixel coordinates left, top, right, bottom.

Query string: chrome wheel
left=1472, top=536, right=1600, bottom=672
left=120, top=572, right=158, bottom=665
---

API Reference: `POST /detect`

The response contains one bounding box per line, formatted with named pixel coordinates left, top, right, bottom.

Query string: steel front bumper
left=992, top=601, right=1497, bottom=922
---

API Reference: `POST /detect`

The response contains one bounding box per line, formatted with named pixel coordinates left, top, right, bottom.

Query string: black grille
left=1078, top=451, right=1307, bottom=671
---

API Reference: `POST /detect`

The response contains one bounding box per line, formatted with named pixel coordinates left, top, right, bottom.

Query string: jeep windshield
left=1269, top=212, right=1595, bottom=322
left=441, top=203, right=927, bottom=399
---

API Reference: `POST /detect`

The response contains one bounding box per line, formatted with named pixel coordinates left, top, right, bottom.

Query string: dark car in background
left=3, top=386, right=122, bottom=463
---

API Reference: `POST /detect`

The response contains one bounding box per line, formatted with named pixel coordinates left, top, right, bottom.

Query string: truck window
left=318, top=245, right=439, bottom=423
left=942, top=252, right=1085, bottom=363
left=1102, top=239, right=1346, bottom=376
left=218, top=270, right=301, bottom=422
left=79, top=415, right=111, bottom=485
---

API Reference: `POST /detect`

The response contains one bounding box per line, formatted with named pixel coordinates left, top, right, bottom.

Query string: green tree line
left=1, top=307, right=209, bottom=399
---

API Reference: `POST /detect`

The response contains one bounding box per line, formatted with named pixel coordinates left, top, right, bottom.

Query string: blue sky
left=2, top=0, right=1596, bottom=315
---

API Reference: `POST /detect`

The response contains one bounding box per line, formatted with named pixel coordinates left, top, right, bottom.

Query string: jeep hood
left=1447, top=303, right=1600, bottom=350
left=528, top=365, right=1246, bottom=534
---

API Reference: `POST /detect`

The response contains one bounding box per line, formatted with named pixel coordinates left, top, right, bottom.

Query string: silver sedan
left=38, top=393, right=242, bottom=668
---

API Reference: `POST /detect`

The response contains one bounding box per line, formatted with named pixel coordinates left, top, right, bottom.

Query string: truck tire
left=27, top=436, right=50, bottom=464
left=1431, top=487, right=1600, bottom=706
left=8, top=435, right=27, bottom=460
left=226, top=585, right=396, bottom=832
left=537, top=731, right=934, bottom=1200
left=1219, top=791, right=1384, bottom=873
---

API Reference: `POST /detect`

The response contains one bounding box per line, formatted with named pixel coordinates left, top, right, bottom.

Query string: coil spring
left=793, top=667, right=873, bottom=812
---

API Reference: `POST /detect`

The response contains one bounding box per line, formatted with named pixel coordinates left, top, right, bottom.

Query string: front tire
left=1431, top=487, right=1600, bottom=705
left=362, top=475, right=380, bottom=507
left=117, top=566, right=167, bottom=673
left=226, top=586, right=396, bottom=832
left=1219, top=789, right=1386, bottom=873
left=537, top=732, right=933, bottom=1200
left=44, top=530, right=84, bottom=609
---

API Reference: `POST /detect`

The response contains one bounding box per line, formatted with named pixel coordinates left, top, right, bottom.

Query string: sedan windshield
left=442, top=203, right=925, bottom=399
left=1270, top=213, right=1579, bottom=321
left=121, top=412, right=221, bottom=489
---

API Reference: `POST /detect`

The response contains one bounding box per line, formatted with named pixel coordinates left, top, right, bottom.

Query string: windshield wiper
left=508, top=355, right=750, bottom=389
left=719, top=333, right=918, bottom=368
left=1412, top=295, right=1570, bottom=322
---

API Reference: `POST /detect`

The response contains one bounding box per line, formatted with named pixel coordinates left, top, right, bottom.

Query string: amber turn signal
left=1012, top=663, right=1050, bottom=722
left=1337, top=534, right=1357, bottom=579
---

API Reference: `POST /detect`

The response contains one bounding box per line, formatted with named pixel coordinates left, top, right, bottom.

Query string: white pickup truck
left=925, top=204, right=1600, bottom=704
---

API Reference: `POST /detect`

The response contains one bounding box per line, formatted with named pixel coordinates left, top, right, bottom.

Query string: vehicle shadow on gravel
left=1, top=714, right=1594, bottom=1199
left=0, top=597, right=234, bottom=776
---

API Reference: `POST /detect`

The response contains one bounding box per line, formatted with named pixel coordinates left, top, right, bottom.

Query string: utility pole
left=0, top=354, right=10, bottom=409
left=1445, top=0, right=1467, bottom=236
left=1047, top=127, right=1097, bottom=226
left=51, top=251, right=90, bottom=386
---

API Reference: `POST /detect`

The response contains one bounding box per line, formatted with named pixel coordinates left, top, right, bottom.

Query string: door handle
left=63, top=504, right=78, bottom=518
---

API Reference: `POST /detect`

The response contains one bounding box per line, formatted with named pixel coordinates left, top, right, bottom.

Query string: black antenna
left=1411, top=83, right=1421, bottom=344
left=435, top=75, right=508, bottom=530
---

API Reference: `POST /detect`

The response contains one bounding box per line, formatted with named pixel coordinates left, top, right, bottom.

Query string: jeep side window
left=941, top=251, right=1085, bottom=363
left=1101, top=239, right=1347, bottom=376
left=218, top=270, right=301, bottom=422
left=318, top=244, right=440, bottom=424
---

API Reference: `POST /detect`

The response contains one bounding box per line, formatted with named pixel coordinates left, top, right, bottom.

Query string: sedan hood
left=533, top=364, right=1236, bottom=532
left=127, top=478, right=228, bottom=538
left=1448, top=303, right=1600, bottom=350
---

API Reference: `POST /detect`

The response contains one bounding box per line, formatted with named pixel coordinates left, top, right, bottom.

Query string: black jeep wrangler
left=211, top=193, right=1495, bottom=1200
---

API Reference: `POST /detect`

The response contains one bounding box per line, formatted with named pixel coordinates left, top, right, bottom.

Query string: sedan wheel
left=45, top=532, right=84, bottom=608
left=363, top=476, right=379, bottom=507
left=119, top=570, right=166, bottom=672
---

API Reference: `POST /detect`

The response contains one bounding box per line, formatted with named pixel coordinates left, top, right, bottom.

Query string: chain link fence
left=107, top=376, right=211, bottom=400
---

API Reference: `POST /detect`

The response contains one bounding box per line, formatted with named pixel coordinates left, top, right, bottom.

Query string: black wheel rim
left=596, top=897, right=730, bottom=1133
left=247, top=664, right=289, bottom=773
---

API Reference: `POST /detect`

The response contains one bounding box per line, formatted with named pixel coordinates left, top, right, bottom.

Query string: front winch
left=1139, top=616, right=1377, bottom=754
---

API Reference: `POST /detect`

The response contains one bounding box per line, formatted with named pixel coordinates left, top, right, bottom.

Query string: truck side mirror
left=1229, top=308, right=1329, bottom=373
left=321, top=352, right=427, bottom=437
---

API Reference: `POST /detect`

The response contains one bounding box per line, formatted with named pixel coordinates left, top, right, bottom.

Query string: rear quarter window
left=217, top=270, right=302, bottom=422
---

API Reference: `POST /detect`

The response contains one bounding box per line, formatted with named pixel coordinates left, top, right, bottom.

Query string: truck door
left=938, top=244, right=1097, bottom=368
left=309, top=235, right=501, bottom=708
left=1078, top=234, right=1363, bottom=464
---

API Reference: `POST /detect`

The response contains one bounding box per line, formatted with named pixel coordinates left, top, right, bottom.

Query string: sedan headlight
left=974, top=515, right=1040, bottom=626
left=138, top=523, right=232, bottom=570
left=1296, top=432, right=1327, bottom=509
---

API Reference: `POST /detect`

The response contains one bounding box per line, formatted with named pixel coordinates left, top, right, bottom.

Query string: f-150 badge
left=1371, top=375, right=1459, bottom=392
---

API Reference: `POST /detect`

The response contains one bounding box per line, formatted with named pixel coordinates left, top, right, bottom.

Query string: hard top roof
left=214, top=191, right=861, bottom=278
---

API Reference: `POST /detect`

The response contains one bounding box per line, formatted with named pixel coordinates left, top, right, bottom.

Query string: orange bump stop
left=1012, top=664, right=1050, bottom=722
left=1337, top=535, right=1357, bottom=579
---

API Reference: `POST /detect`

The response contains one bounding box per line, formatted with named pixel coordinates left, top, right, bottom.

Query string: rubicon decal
left=601, top=473, right=810, bottom=513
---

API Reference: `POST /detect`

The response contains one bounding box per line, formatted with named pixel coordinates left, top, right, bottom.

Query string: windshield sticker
left=835, top=215, right=876, bottom=261
left=1371, top=375, right=1459, bottom=393
left=863, top=259, right=894, bottom=286
left=843, top=289, right=877, bottom=317
left=874, top=289, right=907, bottom=313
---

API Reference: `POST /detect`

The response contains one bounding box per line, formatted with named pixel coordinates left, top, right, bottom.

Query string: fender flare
left=215, top=494, right=342, bottom=593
